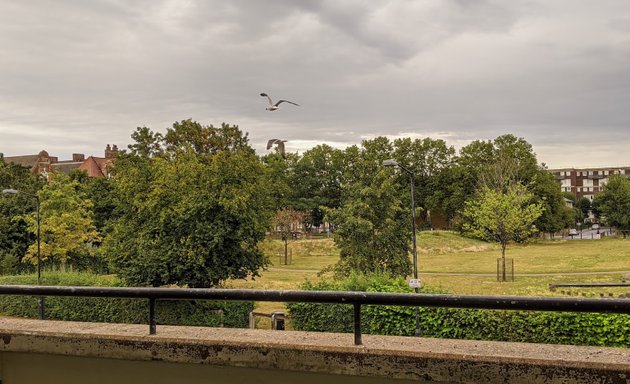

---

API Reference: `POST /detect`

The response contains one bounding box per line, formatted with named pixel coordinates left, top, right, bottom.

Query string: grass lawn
left=227, top=231, right=630, bottom=327
left=419, top=231, right=630, bottom=274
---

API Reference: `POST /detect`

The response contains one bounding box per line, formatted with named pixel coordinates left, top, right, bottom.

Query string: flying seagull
left=267, top=139, right=287, bottom=158
left=260, top=92, right=299, bottom=111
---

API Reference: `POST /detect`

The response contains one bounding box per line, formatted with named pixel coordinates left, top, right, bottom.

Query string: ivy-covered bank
left=286, top=274, right=630, bottom=348
left=0, top=273, right=253, bottom=328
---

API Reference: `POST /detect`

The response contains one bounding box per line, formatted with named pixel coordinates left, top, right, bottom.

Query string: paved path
left=268, top=268, right=630, bottom=277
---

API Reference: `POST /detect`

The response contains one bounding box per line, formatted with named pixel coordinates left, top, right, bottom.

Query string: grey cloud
left=1, top=0, right=630, bottom=169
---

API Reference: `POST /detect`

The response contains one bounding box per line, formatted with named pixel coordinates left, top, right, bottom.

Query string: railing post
left=353, top=303, right=362, bottom=346
left=149, top=298, right=157, bottom=335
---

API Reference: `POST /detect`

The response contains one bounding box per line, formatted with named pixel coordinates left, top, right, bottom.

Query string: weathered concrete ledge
left=0, top=317, right=629, bottom=383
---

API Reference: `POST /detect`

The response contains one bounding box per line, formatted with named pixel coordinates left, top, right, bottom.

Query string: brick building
left=3, top=145, right=118, bottom=179
left=548, top=166, right=630, bottom=201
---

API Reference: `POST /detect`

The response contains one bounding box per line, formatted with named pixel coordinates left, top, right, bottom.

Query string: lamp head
left=382, top=159, right=398, bottom=167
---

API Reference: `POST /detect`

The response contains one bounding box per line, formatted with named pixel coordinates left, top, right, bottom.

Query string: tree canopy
left=325, top=138, right=416, bottom=277
left=595, top=175, right=630, bottom=236
left=0, top=130, right=576, bottom=283
left=0, top=157, right=45, bottom=273
left=462, top=183, right=543, bottom=281
left=23, top=173, right=100, bottom=270
left=104, top=120, right=274, bottom=287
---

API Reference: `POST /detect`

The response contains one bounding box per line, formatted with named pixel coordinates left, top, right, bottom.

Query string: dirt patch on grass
left=419, top=244, right=495, bottom=254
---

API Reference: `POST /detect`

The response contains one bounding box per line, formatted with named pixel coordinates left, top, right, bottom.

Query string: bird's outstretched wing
left=267, top=139, right=288, bottom=158
left=260, top=93, right=274, bottom=106
left=275, top=100, right=299, bottom=107
left=276, top=141, right=286, bottom=158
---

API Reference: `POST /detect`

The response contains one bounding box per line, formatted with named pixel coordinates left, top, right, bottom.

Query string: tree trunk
left=284, top=237, right=288, bottom=265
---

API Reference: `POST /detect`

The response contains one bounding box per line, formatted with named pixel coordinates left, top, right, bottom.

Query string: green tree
left=289, top=144, right=344, bottom=230
left=105, top=120, right=274, bottom=287
left=261, top=152, right=293, bottom=211
left=595, top=175, right=630, bottom=237
left=273, top=208, right=307, bottom=264
left=0, top=157, right=45, bottom=274
left=69, top=169, right=120, bottom=236
left=462, top=183, right=543, bottom=281
left=326, top=175, right=411, bottom=277
left=530, top=170, right=573, bottom=237
left=23, top=173, right=101, bottom=270
left=392, top=137, right=456, bottom=226
left=576, top=197, right=592, bottom=221
left=449, top=134, right=541, bottom=230
left=326, top=138, right=411, bottom=277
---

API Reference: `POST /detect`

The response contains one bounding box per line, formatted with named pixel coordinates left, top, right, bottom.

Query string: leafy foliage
left=326, top=171, right=412, bottom=277
left=462, top=183, right=543, bottom=281
left=0, top=272, right=252, bottom=327
left=288, top=144, right=344, bottom=228
left=287, top=274, right=630, bottom=347
left=530, top=170, right=574, bottom=235
left=0, top=157, right=45, bottom=274
left=595, top=175, right=630, bottom=233
left=463, top=184, right=543, bottom=246
left=105, top=120, right=274, bottom=287
left=23, top=173, right=101, bottom=270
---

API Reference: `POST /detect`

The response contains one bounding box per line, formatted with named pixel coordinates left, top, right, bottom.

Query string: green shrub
left=287, top=273, right=630, bottom=347
left=0, top=272, right=253, bottom=328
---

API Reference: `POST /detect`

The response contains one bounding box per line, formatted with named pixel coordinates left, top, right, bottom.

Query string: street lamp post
left=2, top=188, right=45, bottom=319
left=382, top=159, right=421, bottom=336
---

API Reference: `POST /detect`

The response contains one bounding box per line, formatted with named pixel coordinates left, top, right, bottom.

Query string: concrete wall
left=1, top=317, right=629, bottom=384
left=1, top=352, right=423, bottom=384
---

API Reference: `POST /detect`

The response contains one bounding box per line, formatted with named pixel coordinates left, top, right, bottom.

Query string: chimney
left=72, top=153, right=85, bottom=162
left=105, top=144, right=119, bottom=159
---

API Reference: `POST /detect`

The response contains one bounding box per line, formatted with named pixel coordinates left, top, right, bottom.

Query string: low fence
left=0, top=285, right=629, bottom=345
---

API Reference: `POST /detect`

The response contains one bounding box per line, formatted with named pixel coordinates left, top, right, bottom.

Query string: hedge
left=286, top=274, right=630, bottom=347
left=0, top=272, right=253, bottom=328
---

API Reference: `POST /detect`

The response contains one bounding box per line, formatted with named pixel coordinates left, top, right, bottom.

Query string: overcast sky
left=1, top=1, right=629, bottom=168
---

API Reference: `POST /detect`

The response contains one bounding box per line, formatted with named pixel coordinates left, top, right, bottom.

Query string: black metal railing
left=1, top=285, right=629, bottom=345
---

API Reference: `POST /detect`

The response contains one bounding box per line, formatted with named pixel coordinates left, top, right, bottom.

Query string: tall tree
left=0, top=157, right=45, bottom=274
left=105, top=120, right=274, bottom=287
left=595, top=175, right=630, bottom=237
left=260, top=152, right=295, bottom=211
left=69, top=169, right=120, bottom=236
left=392, top=137, right=456, bottom=225
left=326, top=173, right=411, bottom=277
left=458, top=134, right=539, bottom=192
left=23, top=173, right=101, bottom=270
left=290, top=144, right=344, bottom=230
left=462, top=183, right=543, bottom=281
left=273, top=208, right=307, bottom=264
left=326, top=138, right=412, bottom=277
left=530, top=169, right=573, bottom=237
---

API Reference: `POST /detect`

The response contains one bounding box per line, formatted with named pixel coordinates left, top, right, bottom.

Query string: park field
left=226, top=232, right=630, bottom=321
